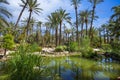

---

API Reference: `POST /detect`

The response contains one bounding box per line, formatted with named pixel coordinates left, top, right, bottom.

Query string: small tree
left=3, top=34, right=14, bottom=56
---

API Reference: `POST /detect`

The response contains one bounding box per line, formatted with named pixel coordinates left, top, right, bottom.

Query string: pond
left=45, top=56, right=120, bottom=80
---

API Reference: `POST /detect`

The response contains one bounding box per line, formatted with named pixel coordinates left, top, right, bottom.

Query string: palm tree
left=64, top=28, right=71, bottom=44
left=21, top=17, right=36, bottom=35
left=47, top=12, right=59, bottom=46
left=84, top=10, right=91, bottom=36
left=25, top=0, right=42, bottom=40
left=71, top=0, right=81, bottom=43
left=88, top=0, right=104, bottom=40
left=71, top=26, right=76, bottom=42
left=109, top=5, right=120, bottom=40
left=37, top=21, right=42, bottom=35
left=101, top=24, right=106, bottom=44
left=98, top=27, right=102, bottom=47
left=57, top=8, right=71, bottom=45
left=0, top=0, right=12, bottom=27
left=110, top=5, right=120, bottom=20
left=79, top=11, right=85, bottom=38
left=15, top=0, right=28, bottom=29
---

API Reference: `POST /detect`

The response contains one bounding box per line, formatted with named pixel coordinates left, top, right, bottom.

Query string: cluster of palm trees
left=1, top=0, right=120, bottom=47
left=46, top=8, right=71, bottom=46
left=98, top=5, right=120, bottom=46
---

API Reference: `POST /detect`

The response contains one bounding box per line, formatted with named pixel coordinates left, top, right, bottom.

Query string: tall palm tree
left=101, top=24, right=106, bottom=44
left=84, top=10, right=91, bottom=36
left=15, top=0, right=28, bottom=29
left=0, top=0, right=12, bottom=27
left=71, top=0, right=81, bottom=43
left=88, top=0, right=103, bottom=40
left=57, top=8, right=71, bottom=45
left=21, top=17, right=36, bottom=35
left=110, top=5, right=120, bottom=20
left=64, top=28, right=71, bottom=43
left=98, top=27, right=102, bottom=47
left=37, top=21, right=42, bottom=34
left=25, top=0, right=42, bottom=39
left=79, top=11, right=85, bottom=38
left=47, top=12, right=59, bottom=46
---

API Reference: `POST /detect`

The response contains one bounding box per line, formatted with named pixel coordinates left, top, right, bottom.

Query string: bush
left=80, top=37, right=95, bottom=58
left=36, top=47, right=42, bottom=52
left=29, top=43, right=42, bottom=52
left=101, top=44, right=112, bottom=52
left=80, top=47, right=94, bottom=58
left=6, top=44, right=46, bottom=80
left=111, top=41, right=120, bottom=53
left=55, top=45, right=67, bottom=52
left=3, top=34, right=14, bottom=50
left=68, top=42, right=78, bottom=52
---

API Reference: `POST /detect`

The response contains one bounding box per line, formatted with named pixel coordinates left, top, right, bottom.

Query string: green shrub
left=80, top=47, right=94, bottom=58
left=80, top=37, right=95, bottom=58
left=91, top=36, right=100, bottom=48
left=6, top=44, right=46, bottom=80
left=101, top=44, right=112, bottom=52
left=111, top=41, right=120, bottom=53
left=29, top=43, right=42, bottom=52
left=55, top=46, right=66, bottom=52
left=3, top=34, right=14, bottom=50
left=36, top=47, right=42, bottom=52
left=55, top=46, right=64, bottom=52
left=68, top=42, right=78, bottom=52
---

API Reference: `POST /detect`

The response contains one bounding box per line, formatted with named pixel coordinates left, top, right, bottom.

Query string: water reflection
left=94, top=72, right=109, bottom=80
left=47, top=57, right=120, bottom=80
left=0, top=61, right=4, bottom=70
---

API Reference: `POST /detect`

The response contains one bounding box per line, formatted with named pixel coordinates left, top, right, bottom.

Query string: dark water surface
left=46, top=57, right=120, bottom=80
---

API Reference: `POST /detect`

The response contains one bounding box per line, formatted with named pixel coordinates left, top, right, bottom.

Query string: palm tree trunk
left=4, top=48, right=7, bottom=56
left=15, top=0, right=28, bottom=29
left=81, top=22, right=84, bottom=43
left=75, top=7, right=79, bottom=43
left=89, top=5, right=95, bottom=42
left=106, top=30, right=109, bottom=43
left=104, top=29, right=106, bottom=44
left=26, top=10, right=32, bottom=41
left=55, top=26, right=58, bottom=46
left=99, top=30, right=102, bottom=47
left=59, top=21, right=62, bottom=45
left=85, top=20, right=88, bottom=36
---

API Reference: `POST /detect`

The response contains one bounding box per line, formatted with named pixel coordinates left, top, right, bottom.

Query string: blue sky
left=7, top=0, right=120, bottom=28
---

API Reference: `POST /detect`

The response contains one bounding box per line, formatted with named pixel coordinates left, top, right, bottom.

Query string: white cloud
left=8, top=0, right=73, bottom=24
left=7, top=0, right=111, bottom=28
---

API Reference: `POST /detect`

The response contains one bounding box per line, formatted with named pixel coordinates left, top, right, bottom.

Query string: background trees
left=0, top=0, right=119, bottom=50
left=88, top=0, right=104, bottom=41
left=71, top=0, right=81, bottom=43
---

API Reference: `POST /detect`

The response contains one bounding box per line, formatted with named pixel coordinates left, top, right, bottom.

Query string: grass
left=0, top=71, right=9, bottom=80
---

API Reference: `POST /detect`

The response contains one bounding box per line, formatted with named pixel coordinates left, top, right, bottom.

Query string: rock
left=0, top=55, right=3, bottom=59
left=117, top=77, right=120, bottom=80
left=42, top=47, right=55, bottom=53
left=0, top=48, right=4, bottom=54
left=93, top=48, right=100, bottom=52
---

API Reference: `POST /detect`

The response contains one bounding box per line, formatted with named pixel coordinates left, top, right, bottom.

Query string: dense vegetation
left=0, top=0, right=120, bottom=80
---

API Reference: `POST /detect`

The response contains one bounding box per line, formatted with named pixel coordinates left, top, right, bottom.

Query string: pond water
left=46, top=56, right=120, bottom=80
